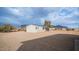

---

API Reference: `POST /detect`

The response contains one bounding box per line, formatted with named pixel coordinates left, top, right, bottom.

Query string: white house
left=62, top=28, right=67, bottom=31
left=74, top=28, right=79, bottom=31
left=26, top=24, right=44, bottom=33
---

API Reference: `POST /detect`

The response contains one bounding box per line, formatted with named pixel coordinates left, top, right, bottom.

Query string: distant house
left=21, top=25, right=26, bottom=31
left=62, top=28, right=67, bottom=31
left=53, top=25, right=68, bottom=30
left=74, top=28, right=79, bottom=31
left=26, top=24, right=44, bottom=33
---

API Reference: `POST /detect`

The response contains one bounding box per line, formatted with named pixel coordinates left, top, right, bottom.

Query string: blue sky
left=0, top=7, right=79, bottom=28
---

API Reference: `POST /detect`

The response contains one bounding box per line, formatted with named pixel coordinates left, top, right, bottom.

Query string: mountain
left=53, top=25, right=68, bottom=28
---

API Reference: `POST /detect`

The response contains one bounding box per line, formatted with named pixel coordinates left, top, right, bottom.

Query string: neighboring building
left=21, top=25, right=26, bottom=31
left=74, top=28, right=79, bottom=31
left=26, top=24, right=44, bottom=33
left=53, top=25, right=68, bottom=30
left=62, top=28, right=67, bottom=31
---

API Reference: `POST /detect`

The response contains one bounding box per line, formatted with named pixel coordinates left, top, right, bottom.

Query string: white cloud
left=40, top=7, right=79, bottom=27
left=6, top=8, right=22, bottom=16
left=3, top=7, right=79, bottom=28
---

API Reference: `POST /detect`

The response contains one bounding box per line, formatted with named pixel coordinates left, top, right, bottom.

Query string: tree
left=44, top=20, right=51, bottom=31
left=0, top=24, right=16, bottom=32
left=3, top=24, right=11, bottom=32
left=0, top=26, right=4, bottom=32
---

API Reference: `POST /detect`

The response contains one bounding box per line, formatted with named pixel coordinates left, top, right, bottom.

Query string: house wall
left=26, top=25, right=43, bottom=33
left=74, top=29, right=79, bottom=31
left=37, top=26, right=43, bottom=32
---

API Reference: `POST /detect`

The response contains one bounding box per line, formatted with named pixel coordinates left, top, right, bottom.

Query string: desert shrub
left=0, top=26, right=4, bottom=32
left=0, top=24, right=16, bottom=32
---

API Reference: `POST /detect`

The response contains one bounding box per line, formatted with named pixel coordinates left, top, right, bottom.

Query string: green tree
left=0, top=24, right=16, bottom=32
left=44, top=20, right=51, bottom=31
left=3, top=24, right=11, bottom=32
left=0, top=26, right=4, bottom=32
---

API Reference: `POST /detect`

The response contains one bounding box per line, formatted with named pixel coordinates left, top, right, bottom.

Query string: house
left=74, top=28, right=79, bottom=31
left=53, top=25, right=68, bottom=30
left=62, top=28, right=67, bottom=31
left=21, top=25, right=26, bottom=31
left=26, top=24, right=44, bottom=33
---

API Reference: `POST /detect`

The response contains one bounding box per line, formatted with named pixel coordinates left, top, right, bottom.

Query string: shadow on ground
left=17, top=34, right=79, bottom=51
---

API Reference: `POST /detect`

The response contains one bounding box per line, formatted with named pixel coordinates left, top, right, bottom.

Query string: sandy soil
left=0, top=30, right=79, bottom=51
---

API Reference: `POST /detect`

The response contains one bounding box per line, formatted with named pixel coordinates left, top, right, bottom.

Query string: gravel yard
left=0, top=30, right=79, bottom=51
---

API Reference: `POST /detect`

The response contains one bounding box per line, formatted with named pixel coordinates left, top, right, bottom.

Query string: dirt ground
left=0, top=30, right=79, bottom=51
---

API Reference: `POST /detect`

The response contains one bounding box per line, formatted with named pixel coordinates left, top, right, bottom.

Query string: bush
left=0, top=24, right=16, bottom=32
left=0, top=26, right=4, bottom=32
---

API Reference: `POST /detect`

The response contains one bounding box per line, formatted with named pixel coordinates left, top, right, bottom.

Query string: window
left=36, top=27, right=38, bottom=29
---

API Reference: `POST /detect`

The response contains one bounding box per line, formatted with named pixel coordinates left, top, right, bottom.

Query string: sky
left=0, top=7, right=79, bottom=28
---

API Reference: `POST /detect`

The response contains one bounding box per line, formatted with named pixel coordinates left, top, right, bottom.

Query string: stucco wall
left=26, top=25, right=43, bottom=33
